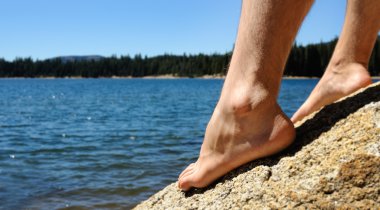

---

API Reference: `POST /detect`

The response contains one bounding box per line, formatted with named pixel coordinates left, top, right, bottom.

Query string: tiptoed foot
left=178, top=83, right=295, bottom=191
left=291, top=62, right=372, bottom=123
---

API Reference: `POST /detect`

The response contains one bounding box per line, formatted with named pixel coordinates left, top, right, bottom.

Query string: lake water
left=0, top=78, right=318, bottom=209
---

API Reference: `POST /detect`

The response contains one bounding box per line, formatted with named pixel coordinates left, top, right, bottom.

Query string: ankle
left=218, top=83, right=277, bottom=116
left=321, top=59, right=372, bottom=94
left=327, top=59, right=368, bottom=75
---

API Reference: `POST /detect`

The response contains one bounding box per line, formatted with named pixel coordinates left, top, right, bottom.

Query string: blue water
left=0, top=78, right=318, bottom=209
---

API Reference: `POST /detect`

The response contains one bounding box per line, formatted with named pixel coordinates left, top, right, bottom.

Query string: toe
left=179, top=168, right=207, bottom=191
left=291, top=110, right=304, bottom=123
left=178, top=173, right=194, bottom=191
left=291, top=105, right=310, bottom=123
left=178, top=166, right=196, bottom=189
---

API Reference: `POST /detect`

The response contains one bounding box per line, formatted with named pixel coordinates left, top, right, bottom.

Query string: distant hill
left=49, top=55, right=105, bottom=63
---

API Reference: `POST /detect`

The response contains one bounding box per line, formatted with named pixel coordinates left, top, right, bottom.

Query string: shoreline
left=1, top=75, right=379, bottom=80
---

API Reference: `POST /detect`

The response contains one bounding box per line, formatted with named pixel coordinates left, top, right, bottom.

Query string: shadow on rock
left=185, top=84, right=380, bottom=197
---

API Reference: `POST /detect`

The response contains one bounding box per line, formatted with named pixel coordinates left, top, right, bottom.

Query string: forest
left=0, top=37, right=379, bottom=78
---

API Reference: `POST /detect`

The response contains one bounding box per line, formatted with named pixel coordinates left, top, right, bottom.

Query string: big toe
left=291, top=108, right=308, bottom=123
left=291, top=102, right=314, bottom=123
left=178, top=167, right=207, bottom=191
left=178, top=172, right=195, bottom=191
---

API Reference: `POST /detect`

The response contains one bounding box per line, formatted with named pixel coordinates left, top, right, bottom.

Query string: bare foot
left=291, top=62, right=372, bottom=123
left=178, top=83, right=295, bottom=191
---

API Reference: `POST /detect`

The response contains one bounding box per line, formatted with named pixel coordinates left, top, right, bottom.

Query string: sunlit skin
left=292, top=0, right=380, bottom=123
left=178, top=0, right=313, bottom=191
left=178, top=0, right=380, bottom=191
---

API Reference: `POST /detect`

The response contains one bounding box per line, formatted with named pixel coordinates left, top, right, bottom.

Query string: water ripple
left=0, top=78, right=316, bottom=209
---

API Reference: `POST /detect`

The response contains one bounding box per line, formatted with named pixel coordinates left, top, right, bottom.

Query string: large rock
left=135, top=82, right=380, bottom=209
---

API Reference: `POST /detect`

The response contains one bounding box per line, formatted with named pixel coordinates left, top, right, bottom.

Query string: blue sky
left=0, top=0, right=348, bottom=61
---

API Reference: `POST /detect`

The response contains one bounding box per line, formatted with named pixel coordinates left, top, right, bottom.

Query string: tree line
left=0, top=36, right=379, bottom=78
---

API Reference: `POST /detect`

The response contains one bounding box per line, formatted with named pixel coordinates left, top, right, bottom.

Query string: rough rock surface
left=135, top=82, right=380, bottom=210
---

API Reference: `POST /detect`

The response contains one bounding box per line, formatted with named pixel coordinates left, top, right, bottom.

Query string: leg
left=178, top=0, right=314, bottom=191
left=292, top=0, right=380, bottom=123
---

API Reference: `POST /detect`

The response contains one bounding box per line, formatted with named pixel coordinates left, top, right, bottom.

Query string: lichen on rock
left=134, top=82, right=380, bottom=210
